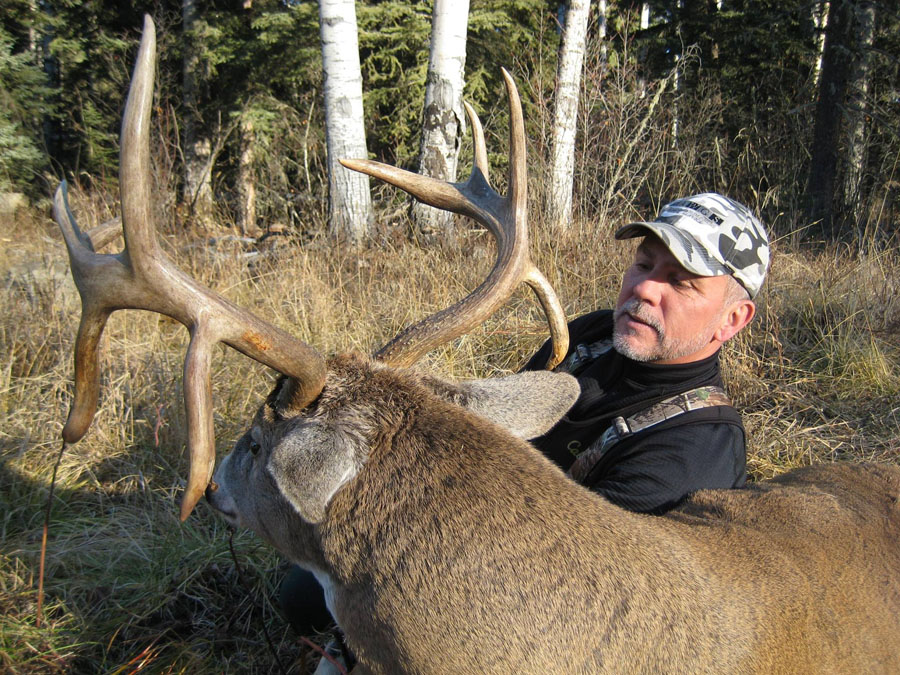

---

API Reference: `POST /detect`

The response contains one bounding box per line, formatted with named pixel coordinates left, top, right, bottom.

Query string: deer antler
left=53, top=15, right=326, bottom=521
left=341, top=70, right=568, bottom=370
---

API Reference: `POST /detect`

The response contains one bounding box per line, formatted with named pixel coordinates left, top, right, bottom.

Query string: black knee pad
left=278, top=565, right=334, bottom=636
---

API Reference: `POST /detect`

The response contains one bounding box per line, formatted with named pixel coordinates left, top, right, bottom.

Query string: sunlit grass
left=2, top=179, right=899, bottom=672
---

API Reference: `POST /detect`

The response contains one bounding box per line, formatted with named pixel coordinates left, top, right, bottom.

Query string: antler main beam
left=54, top=16, right=326, bottom=521
left=341, top=70, right=568, bottom=370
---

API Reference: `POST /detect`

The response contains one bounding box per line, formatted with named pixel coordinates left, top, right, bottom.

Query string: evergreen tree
left=358, top=1, right=432, bottom=166
left=42, top=3, right=150, bottom=180
left=0, top=16, right=49, bottom=193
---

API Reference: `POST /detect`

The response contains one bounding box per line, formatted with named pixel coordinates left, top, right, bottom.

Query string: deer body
left=209, top=355, right=900, bottom=674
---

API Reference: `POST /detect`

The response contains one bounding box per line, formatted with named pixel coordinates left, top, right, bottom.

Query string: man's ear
left=456, top=371, right=580, bottom=439
left=715, top=299, right=756, bottom=343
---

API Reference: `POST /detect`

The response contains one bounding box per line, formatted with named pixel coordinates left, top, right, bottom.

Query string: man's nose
left=631, top=276, right=663, bottom=305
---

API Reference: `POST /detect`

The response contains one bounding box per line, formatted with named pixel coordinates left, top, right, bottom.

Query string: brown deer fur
left=207, top=353, right=900, bottom=674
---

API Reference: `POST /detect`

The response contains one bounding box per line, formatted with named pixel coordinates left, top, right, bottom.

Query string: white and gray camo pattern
left=616, top=193, right=770, bottom=298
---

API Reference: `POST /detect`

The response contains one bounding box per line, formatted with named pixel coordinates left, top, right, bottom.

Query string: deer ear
left=267, top=422, right=364, bottom=523
left=457, top=371, right=580, bottom=439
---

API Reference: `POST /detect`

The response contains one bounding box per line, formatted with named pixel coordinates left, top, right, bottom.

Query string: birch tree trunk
left=840, top=0, right=876, bottom=228
left=412, top=0, right=470, bottom=237
left=237, top=115, right=258, bottom=237
left=812, top=0, right=830, bottom=87
left=637, top=2, right=651, bottom=98
left=546, top=0, right=591, bottom=232
left=183, top=0, right=214, bottom=226
left=597, top=0, right=607, bottom=63
left=319, top=0, right=372, bottom=243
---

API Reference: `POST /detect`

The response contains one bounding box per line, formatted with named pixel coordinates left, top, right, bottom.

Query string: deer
left=54, top=16, right=900, bottom=675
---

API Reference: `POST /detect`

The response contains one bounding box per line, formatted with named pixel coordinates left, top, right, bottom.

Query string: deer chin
left=205, top=491, right=241, bottom=528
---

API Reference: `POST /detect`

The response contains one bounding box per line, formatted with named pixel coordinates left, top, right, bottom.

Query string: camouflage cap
left=615, top=193, right=770, bottom=298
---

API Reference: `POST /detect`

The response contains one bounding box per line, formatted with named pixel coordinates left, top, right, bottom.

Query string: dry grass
left=2, top=175, right=899, bottom=673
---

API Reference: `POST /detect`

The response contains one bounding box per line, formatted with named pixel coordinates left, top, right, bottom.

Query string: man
left=283, top=192, right=770, bottom=656
left=525, top=192, right=769, bottom=513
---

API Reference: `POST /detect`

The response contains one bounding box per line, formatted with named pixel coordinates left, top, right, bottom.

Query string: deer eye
left=249, top=440, right=261, bottom=456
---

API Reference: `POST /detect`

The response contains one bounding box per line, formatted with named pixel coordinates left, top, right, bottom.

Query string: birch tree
left=812, top=0, right=830, bottom=86
left=236, top=113, right=257, bottom=236
left=840, top=0, right=876, bottom=227
left=319, top=0, right=372, bottom=242
left=546, top=0, right=591, bottom=232
left=413, top=0, right=470, bottom=237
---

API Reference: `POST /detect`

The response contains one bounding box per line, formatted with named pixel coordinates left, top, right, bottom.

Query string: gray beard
left=612, top=299, right=714, bottom=363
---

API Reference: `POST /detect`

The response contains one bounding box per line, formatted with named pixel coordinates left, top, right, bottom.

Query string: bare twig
left=37, top=440, right=68, bottom=628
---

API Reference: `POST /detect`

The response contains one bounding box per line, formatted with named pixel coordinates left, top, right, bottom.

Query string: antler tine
left=464, top=100, right=489, bottom=177
left=119, top=14, right=157, bottom=264
left=86, top=217, right=123, bottom=251
left=340, top=69, right=568, bottom=369
left=54, top=15, right=326, bottom=521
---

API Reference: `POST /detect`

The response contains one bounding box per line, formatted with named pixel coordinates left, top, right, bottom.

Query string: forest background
left=2, top=0, right=900, bottom=672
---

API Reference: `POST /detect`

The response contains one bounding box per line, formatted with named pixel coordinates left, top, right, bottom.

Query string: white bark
left=812, top=1, right=830, bottom=87
left=319, top=0, right=372, bottom=243
left=598, top=0, right=607, bottom=62
left=637, top=2, right=651, bottom=98
left=237, top=115, right=258, bottom=236
left=183, top=0, right=214, bottom=225
left=413, top=0, right=470, bottom=236
left=842, top=0, right=876, bottom=224
left=546, top=0, right=591, bottom=231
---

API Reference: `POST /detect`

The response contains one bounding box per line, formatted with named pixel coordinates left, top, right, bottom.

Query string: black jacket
left=525, top=309, right=746, bottom=514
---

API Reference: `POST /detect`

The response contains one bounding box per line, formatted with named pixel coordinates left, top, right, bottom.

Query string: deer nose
left=204, top=481, right=219, bottom=501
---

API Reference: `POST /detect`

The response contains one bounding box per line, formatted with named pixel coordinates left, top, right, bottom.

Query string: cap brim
left=615, top=222, right=657, bottom=241
left=614, top=221, right=731, bottom=279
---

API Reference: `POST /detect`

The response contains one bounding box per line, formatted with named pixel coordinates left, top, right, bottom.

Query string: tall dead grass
left=2, top=174, right=899, bottom=672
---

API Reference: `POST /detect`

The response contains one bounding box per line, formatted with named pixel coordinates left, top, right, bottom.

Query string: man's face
left=613, top=235, right=734, bottom=364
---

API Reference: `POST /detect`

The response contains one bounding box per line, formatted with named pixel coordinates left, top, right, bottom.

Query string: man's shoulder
left=567, top=308, right=615, bottom=344
left=523, top=308, right=615, bottom=372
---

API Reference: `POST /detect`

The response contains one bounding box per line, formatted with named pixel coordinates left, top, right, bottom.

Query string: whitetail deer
left=55, top=16, right=900, bottom=674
